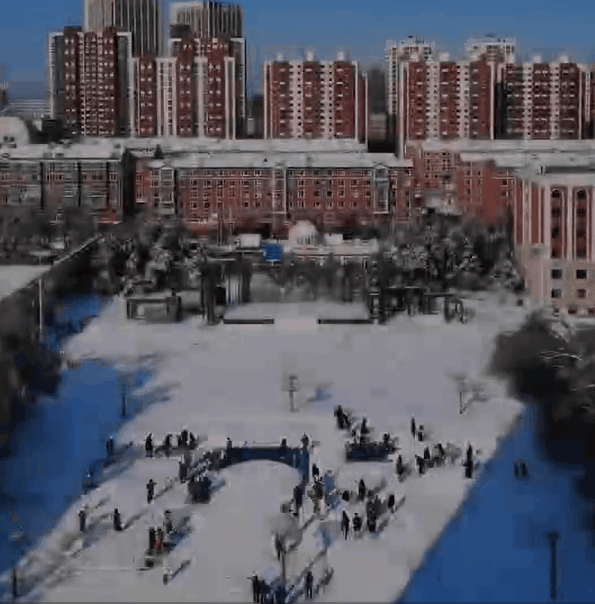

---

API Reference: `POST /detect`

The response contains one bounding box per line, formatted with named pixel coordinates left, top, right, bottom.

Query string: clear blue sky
left=1, top=0, right=593, bottom=96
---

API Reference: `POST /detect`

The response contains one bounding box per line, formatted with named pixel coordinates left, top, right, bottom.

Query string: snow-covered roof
left=120, top=137, right=368, bottom=154
left=0, top=265, right=47, bottom=302
left=422, top=139, right=595, bottom=155
left=0, top=117, right=31, bottom=146
left=157, top=152, right=406, bottom=170
left=0, top=140, right=123, bottom=160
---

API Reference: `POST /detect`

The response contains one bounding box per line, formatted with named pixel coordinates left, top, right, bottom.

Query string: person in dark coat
left=416, top=455, right=425, bottom=475
left=464, top=459, right=473, bottom=480
left=179, top=459, right=188, bottom=483
left=274, top=533, right=283, bottom=561
left=341, top=510, right=350, bottom=539
left=147, top=479, right=156, bottom=504
left=305, top=570, right=314, bottom=600
left=113, top=508, right=122, bottom=531
left=388, top=493, right=396, bottom=513
left=358, top=478, right=367, bottom=501
left=148, top=527, right=156, bottom=551
left=396, top=454, right=404, bottom=478
left=353, top=512, right=363, bottom=534
left=424, top=446, right=431, bottom=462
left=181, top=428, right=189, bottom=447
left=361, top=417, right=369, bottom=434
left=78, top=508, right=87, bottom=532
left=382, top=433, right=391, bottom=449
left=154, top=528, right=164, bottom=553
left=250, top=572, right=261, bottom=603
left=293, top=484, right=303, bottom=513
left=189, top=432, right=197, bottom=449
left=417, top=425, right=425, bottom=442
left=367, top=510, right=377, bottom=532
left=466, top=443, right=474, bottom=465
left=164, top=434, right=172, bottom=458
left=164, top=510, right=173, bottom=534
left=335, top=405, right=344, bottom=429
left=410, top=417, right=416, bottom=439
left=312, top=463, right=320, bottom=480
left=259, top=579, right=269, bottom=604
left=436, top=443, right=445, bottom=466
left=145, top=433, right=153, bottom=458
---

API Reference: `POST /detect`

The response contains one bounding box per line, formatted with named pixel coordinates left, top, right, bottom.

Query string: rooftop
left=123, top=137, right=368, bottom=154
left=420, top=139, right=595, bottom=154
left=151, top=151, right=410, bottom=170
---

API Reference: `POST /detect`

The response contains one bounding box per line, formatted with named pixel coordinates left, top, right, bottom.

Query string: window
left=551, top=288, right=562, bottom=298
left=577, top=289, right=587, bottom=299
left=244, top=201, right=249, bottom=208
left=204, top=202, right=210, bottom=209
left=551, top=269, right=563, bottom=280
left=577, top=269, right=588, bottom=279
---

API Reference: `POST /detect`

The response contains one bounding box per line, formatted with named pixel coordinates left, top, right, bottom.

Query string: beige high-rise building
left=84, top=0, right=165, bottom=57
left=169, top=1, right=242, bottom=40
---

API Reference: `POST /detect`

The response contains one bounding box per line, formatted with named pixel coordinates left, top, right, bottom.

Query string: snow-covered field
left=0, top=265, right=46, bottom=301
left=25, top=286, right=529, bottom=602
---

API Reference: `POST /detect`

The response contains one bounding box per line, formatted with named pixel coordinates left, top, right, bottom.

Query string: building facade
left=48, top=26, right=134, bottom=137
left=0, top=144, right=125, bottom=225
left=512, top=168, right=595, bottom=314
left=83, top=0, right=165, bottom=57
left=263, top=52, right=367, bottom=141
left=131, top=149, right=405, bottom=235
left=498, top=58, right=587, bottom=140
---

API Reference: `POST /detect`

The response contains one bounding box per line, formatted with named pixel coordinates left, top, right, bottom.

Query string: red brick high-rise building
left=263, top=52, right=368, bottom=141
left=131, top=33, right=244, bottom=138
left=498, top=57, right=587, bottom=140
left=48, top=26, right=134, bottom=136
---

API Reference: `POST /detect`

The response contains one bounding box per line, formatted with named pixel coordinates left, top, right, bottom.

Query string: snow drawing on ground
left=11, top=290, right=530, bottom=603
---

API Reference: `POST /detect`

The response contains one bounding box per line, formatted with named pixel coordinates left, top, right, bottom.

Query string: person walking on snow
left=353, top=512, right=363, bottom=535
left=78, top=507, right=87, bottom=532
left=164, top=434, right=172, bottom=458
left=467, top=443, right=473, bottom=463
left=388, top=493, right=396, bottom=513
left=147, top=479, right=156, bottom=504
left=396, top=454, right=404, bottom=479
left=312, top=463, right=320, bottom=480
left=274, top=533, right=283, bottom=561
left=249, top=572, right=261, bottom=603
left=341, top=510, right=350, bottom=539
left=358, top=478, right=367, bottom=501
left=113, top=508, right=122, bottom=531
left=145, top=433, right=153, bottom=458
left=305, top=570, right=314, bottom=600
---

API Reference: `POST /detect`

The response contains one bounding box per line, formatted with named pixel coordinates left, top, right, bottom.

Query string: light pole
left=288, top=374, right=298, bottom=413
left=547, top=531, right=560, bottom=601
left=120, top=377, right=127, bottom=419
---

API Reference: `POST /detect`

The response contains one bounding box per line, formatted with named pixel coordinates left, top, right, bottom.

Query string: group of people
left=78, top=506, right=122, bottom=534
left=145, top=428, right=197, bottom=458
left=148, top=510, right=174, bottom=555
left=513, top=460, right=529, bottom=478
